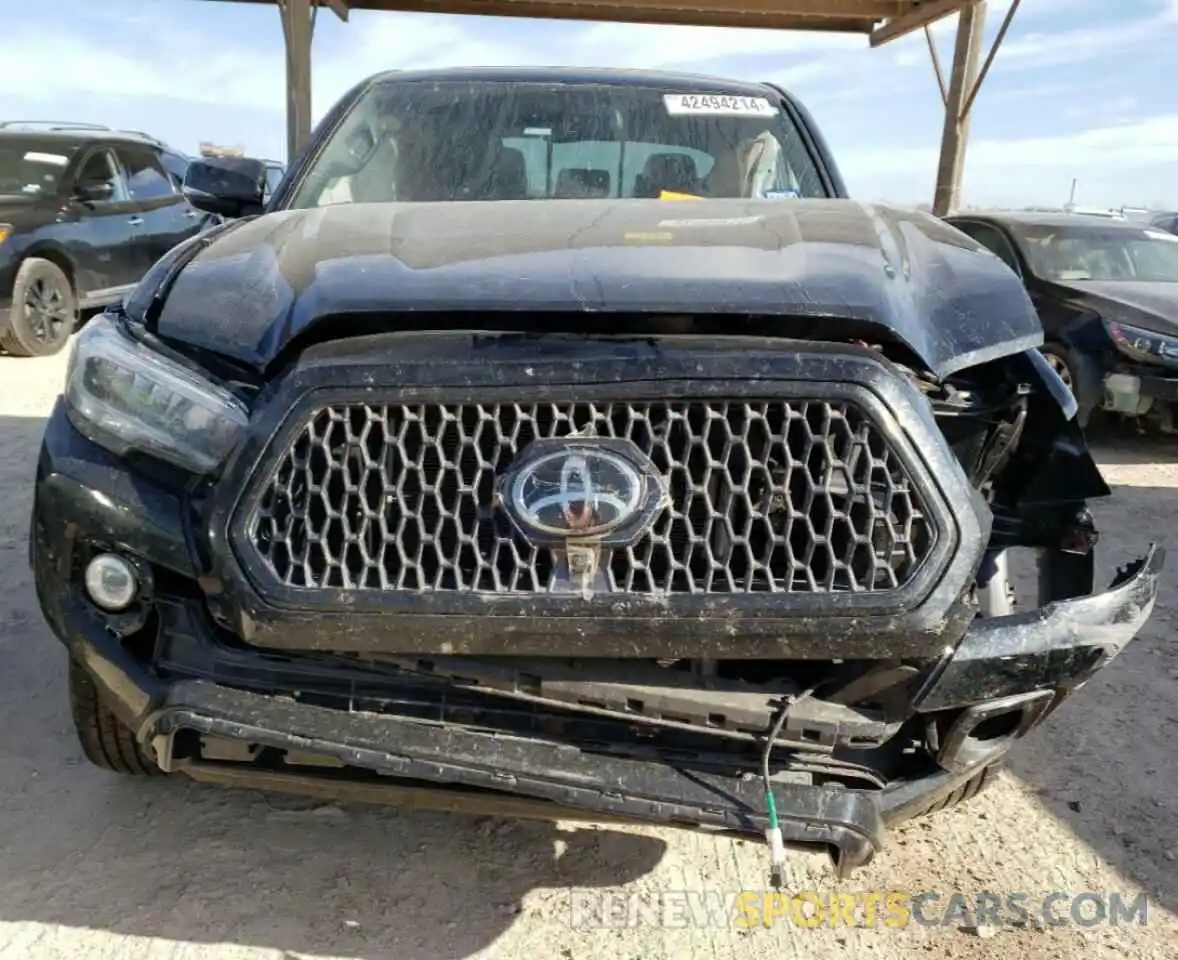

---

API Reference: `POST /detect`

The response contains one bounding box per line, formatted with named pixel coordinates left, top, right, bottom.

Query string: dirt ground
left=1, top=349, right=1176, bottom=960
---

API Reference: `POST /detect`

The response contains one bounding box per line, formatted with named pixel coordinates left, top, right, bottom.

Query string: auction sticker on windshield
left=664, top=94, right=778, bottom=116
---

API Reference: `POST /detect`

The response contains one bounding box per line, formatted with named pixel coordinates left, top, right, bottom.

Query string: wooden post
left=931, top=2, right=985, bottom=216
left=281, top=0, right=314, bottom=165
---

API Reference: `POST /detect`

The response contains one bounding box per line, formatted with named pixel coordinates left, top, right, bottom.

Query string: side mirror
left=182, top=157, right=267, bottom=219
left=74, top=181, right=114, bottom=204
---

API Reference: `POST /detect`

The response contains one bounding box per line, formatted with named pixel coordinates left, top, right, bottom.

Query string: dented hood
left=153, top=198, right=1043, bottom=377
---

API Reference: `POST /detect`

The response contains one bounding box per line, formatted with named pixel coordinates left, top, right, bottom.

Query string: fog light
left=84, top=553, right=138, bottom=611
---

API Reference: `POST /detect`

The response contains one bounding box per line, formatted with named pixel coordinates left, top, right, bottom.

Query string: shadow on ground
left=0, top=770, right=667, bottom=959
left=1006, top=434, right=1178, bottom=916
left=0, top=410, right=665, bottom=959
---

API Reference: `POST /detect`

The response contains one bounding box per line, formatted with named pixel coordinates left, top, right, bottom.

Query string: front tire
left=1039, top=342, right=1097, bottom=429
left=2, top=257, right=78, bottom=357
left=906, top=763, right=1002, bottom=821
left=69, top=659, right=161, bottom=775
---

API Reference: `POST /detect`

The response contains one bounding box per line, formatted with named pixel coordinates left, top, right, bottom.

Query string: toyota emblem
left=499, top=438, right=669, bottom=547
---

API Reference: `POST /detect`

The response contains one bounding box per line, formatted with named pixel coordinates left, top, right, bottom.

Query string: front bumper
left=32, top=393, right=1164, bottom=875
left=47, top=543, right=1162, bottom=876
left=1103, top=365, right=1178, bottom=415
left=1138, top=371, right=1178, bottom=403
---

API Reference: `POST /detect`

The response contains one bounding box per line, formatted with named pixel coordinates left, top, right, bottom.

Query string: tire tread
left=69, top=659, right=160, bottom=775
left=2, top=257, right=77, bottom=357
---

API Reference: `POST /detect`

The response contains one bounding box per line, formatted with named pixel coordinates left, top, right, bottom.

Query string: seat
left=395, top=138, right=528, bottom=201
left=633, top=153, right=702, bottom=198
left=554, top=168, right=611, bottom=198
left=484, top=145, right=528, bottom=200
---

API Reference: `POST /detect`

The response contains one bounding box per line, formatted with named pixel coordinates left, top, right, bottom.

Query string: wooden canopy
left=203, top=0, right=1017, bottom=213
left=220, top=0, right=969, bottom=39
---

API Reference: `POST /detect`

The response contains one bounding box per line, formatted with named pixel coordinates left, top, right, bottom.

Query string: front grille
left=244, top=399, right=936, bottom=595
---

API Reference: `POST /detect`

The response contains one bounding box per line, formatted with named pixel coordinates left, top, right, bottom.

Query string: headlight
left=0, top=223, right=12, bottom=248
left=65, top=317, right=249, bottom=474
left=1107, top=321, right=1178, bottom=369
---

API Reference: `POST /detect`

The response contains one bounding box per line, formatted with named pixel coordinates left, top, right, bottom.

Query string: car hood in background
left=1059, top=280, right=1178, bottom=338
left=153, top=198, right=1043, bottom=378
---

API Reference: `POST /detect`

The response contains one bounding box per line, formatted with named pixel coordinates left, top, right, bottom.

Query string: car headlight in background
left=1107, top=321, right=1178, bottom=369
left=65, top=317, right=249, bottom=475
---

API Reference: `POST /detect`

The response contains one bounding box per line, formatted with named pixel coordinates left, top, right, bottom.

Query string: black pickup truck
left=31, top=68, right=1162, bottom=879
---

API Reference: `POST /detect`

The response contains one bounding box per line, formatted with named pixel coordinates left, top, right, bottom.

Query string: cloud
left=3, top=7, right=863, bottom=118
left=839, top=114, right=1178, bottom=205
left=892, top=0, right=1176, bottom=73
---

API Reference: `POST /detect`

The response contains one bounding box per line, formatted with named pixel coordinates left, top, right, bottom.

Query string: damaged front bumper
left=38, top=446, right=1163, bottom=875
left=56, top=544, right=1160, bottom=874
left=29, top=347, right=1164, bottom=876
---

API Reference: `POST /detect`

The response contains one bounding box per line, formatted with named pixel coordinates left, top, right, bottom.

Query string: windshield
left=0, top=141, right=72, bottom=197
left=1010, top=223, right=1178, bottom=282
left=288, top=80, right=827, bottom=208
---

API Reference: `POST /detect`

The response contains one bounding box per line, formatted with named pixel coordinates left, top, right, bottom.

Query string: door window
left=952, top=220, right=1023, bottom=275
left=116, top=146, right=176, bottom=201
left=73, top=149, right=129, bottom=203
left=159, top=151, right=190, bottom=189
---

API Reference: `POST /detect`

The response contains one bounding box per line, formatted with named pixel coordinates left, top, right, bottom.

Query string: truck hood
left=153, top=198, right=1042, bottom=378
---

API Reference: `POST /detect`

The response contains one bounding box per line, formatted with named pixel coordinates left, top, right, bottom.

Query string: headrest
left=554, top=167, right=611, bottom=198
left=395, top=140, right=528, bottom=201
left=486, top=145, right=527, bottom=200
left=634, top=152, right=701, bottom=197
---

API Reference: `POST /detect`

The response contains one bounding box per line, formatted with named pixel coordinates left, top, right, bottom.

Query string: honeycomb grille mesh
left=244, top=400, right=936, bottom=595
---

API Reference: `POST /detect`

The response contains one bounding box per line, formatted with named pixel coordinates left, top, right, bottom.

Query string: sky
left=4, top=0, right=1176, bottom=209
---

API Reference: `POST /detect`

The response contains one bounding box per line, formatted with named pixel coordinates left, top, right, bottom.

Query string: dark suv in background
left=1149, top=211, right=1178, bottom=236
left=0, top=122, right=216, bottom=356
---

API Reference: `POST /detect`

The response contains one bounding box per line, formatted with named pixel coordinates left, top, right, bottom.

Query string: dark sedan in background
left=947, top=210, right=1178, bottom=434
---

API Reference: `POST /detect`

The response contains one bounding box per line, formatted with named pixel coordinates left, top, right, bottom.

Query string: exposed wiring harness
left=760, top=688, right=815, bottom=889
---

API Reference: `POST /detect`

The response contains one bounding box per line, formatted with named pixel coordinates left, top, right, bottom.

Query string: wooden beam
left=210, top=0, right=914, bottom=29
left=307, top=0, right=889, bottom=30
left=924, top=23, right=948, bottom=107
left=931, top=0, right=984, bottom=214
left=960, top=0, right=1019, bottom=121
left=869, top=0, right=971, bottom=46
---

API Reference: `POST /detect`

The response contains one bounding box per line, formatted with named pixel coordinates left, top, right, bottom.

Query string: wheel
left=1, top=257, right=78, bottom=357
left=1039, top=342, right=1097, bottom=429
left=68, top=659, right=161, bottom=775
left=1039, top=342, right=1078, bottom=393
left=909, top=763, right=1002, bottom=820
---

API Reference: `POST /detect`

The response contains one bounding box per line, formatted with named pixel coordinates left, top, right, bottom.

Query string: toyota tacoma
left=31, top=68, right=1163, bottom=879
